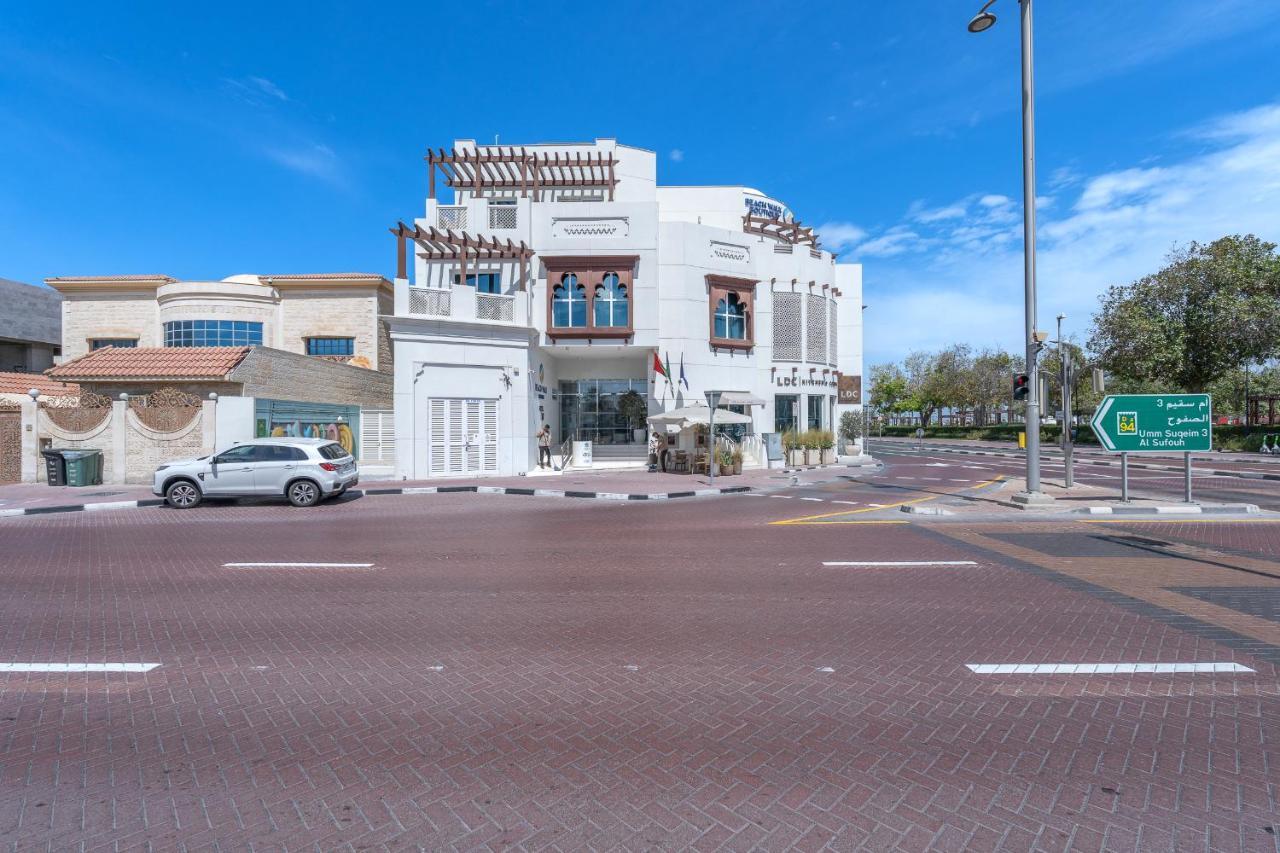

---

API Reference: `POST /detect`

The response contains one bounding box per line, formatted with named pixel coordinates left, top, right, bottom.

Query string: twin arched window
left=593, top=272, right=628, bottom=328
left=552, top=273, right=587, bottom=327
left=714, top=292, right=748, bottom=340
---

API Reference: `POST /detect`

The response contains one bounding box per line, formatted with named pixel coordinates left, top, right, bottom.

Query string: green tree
left=903, top=351, right=943, bottom=425
left=1088, top=235, right=1280, bottom=393
left=970, top=349, right=1020, bottom=425
left=868, top=363, right=909, bottom=416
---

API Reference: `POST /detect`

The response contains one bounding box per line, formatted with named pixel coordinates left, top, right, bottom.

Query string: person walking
left=536, top=424, right=553, bottom=469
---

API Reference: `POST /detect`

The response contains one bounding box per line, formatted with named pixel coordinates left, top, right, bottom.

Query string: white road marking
left=817, top=666, right=835, bottom=673
left=623, top=664, right=640, bottom=671
left=743, top=493, right=768, bottom=497
left=0, top=663, right=160, bottom=673
left=223, top=562, right=375, bottom=568
left=832, top=500, right=859, bottom=505
left=800, top=497, right=824, bottom=502
left=824, top=561, right=978, bottom=567
left=925, top=463, right=952, bottom=468
left=769, top=495, right=794, bottom=500
left=867, top=503, right=886, bottom=507
left=966, top=662, right=1253, bottom=675
left=426, top=665, right=445, bottom=672
left=896, top=477, right=916, bottom=480
left=949, top=479, right=972, bottom=483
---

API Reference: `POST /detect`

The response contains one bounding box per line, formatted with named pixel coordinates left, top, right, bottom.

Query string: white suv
left=153, top=438, right=359, bottom=509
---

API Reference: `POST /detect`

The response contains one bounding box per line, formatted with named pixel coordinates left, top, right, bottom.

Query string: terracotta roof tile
left=0, top=371, right=79, bottom=396
left=44, top=274, right=177, bottom=283
left=48, top=347, right=251, bottom=380
left=262, top=272, right=387, bottom=280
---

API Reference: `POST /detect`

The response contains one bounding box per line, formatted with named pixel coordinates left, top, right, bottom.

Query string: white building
left=388, top=139, right=863, bottom=478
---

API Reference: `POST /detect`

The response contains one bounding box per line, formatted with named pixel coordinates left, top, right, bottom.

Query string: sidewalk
left=0, top=460, right=873, bottom=516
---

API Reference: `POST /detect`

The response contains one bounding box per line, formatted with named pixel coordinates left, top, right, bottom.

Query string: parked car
left=153, top=438, right=358, bottom=509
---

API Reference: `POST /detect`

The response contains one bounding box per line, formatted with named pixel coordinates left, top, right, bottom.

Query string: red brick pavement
left=1, top=496, right=1278, bottom=850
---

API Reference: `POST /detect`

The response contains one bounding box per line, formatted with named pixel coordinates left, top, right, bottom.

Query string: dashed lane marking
left=224, top=558, right=373, bottom=563
left=771, top=475, right=1005, bottom=525
left=966, top=662, right=1253, bottom=675
left=800, top=497, right=824, bottom=502
left=823, top=561, right=978, bottom=567
left=0, top=663, right=161, bottom=673
left=832, top=500, right=859, bottom=505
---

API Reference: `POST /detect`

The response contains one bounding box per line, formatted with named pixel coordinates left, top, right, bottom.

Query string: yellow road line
left=770, top=475, right=1005, bottom=525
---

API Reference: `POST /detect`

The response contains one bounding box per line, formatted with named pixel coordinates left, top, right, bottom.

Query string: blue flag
left=679, top=353, right=689, bottom=390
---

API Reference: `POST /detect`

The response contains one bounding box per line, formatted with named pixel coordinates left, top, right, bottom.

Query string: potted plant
left=838, top=411, right=862, bottom=456
left=731, top=446, right=744, bottom=474
left=800, top=429, right=817, bottom=466
left=817, top=430, right=835, bottom=463
left=619, top=390, right=648, bottom=444
left=782, top=430, right=799, bottom=466
left=719, top=446, right=735, bottom=475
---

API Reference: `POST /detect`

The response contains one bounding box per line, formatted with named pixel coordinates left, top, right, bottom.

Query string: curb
left=1072, top=503, right=1261, bottom=516
left=0, top=484, right=756, bottom=520
left=890, top=443, right=1280, bottom=482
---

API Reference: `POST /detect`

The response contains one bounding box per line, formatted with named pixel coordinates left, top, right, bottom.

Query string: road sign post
left=1090, top=393, right=1211, bottom=503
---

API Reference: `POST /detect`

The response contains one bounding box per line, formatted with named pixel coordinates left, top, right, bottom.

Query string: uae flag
left=652, top=351, right=671, bottom=384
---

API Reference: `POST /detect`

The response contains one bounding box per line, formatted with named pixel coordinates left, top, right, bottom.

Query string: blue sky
left=3, top=1, right=1279, bottom=366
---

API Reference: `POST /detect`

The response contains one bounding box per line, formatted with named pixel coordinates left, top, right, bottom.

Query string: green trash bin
left=62, top=449, right=104, bottom=487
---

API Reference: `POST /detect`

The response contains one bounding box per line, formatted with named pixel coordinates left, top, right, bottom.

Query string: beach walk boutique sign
left=744, top=197, right=788, bottom=221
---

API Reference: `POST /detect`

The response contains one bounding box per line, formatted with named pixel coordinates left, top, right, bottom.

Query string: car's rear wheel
left=165, top=480, right=202, bottom=509
left=287, top=479, right=321, bottom=507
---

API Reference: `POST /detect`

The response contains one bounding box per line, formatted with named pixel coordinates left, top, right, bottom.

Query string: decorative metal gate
left=0, top=406, right=19, bottom=484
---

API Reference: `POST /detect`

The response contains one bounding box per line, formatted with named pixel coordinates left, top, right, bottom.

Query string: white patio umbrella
left=647, top=403, right=752, bottom=426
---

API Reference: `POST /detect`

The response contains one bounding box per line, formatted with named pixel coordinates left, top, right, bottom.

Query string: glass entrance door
left=558, top=379, right=647, bottom=445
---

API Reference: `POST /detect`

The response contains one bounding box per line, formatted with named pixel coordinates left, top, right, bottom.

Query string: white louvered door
left=428, top=398, right=500, bottom=476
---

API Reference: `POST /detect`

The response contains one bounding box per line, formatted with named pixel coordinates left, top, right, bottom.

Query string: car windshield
left=318, top=443, right=350, bottom=461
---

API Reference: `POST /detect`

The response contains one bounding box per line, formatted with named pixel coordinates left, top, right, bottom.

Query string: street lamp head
left=967, top=0, right=998, bottom=32
left=967, top=10, right=996, bottom=32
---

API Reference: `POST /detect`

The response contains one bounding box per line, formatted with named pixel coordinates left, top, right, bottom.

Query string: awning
left=648, top=404, right=752, bottom=426
left=718, top=391, right=767, bottom=406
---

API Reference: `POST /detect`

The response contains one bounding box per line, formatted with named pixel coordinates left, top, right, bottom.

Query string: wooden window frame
left=543, top=256, right=636, bottom=340
left=707, top=275, right=757, bottom=351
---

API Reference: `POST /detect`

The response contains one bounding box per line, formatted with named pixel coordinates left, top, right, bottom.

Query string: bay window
left=707, top=275, right=756, bottom=350
left=543, top=257, right=636, bottom=339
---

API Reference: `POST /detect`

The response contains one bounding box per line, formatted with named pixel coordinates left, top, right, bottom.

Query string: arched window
left=551, top=273, right=586, bottom=327
left=593, top=272, right=628, bottom=328
left=714, top=292, right=747, bottom=340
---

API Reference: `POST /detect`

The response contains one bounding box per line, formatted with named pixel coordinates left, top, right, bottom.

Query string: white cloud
left=248, top=76, right=288, bottom=101
left=913, top=202, right=967, bottom=223
left=816, top=221, right=867, bottom=251
left=856, top=226, right=921, bottom=258
left=263, top=142, right=340, bottom=182
left=669, top=148, right=684, bottom=162
left=862, top=101, right=1280, bottom=365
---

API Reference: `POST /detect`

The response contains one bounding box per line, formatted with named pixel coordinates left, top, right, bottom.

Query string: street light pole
left=968, top=0, right=1049, bottom=503
left=1057, top=313, right=1073, bottom=488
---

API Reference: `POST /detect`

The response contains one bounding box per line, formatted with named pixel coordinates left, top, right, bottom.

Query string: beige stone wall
left=61, top=292, right=160, bottom=360
left=37, top=407, right=117, bottom=483
left=278, top=289, right=382, bottom=366
left=230, top=347, right=392, bottom=409
left=124, top=407, right=206, bottom=482
left=76, top=381, right=243, bottom=399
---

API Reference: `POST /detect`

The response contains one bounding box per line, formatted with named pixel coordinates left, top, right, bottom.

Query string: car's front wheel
left=165, top=480, right=202, bottom=509
left=286, top=479, right=321, bottom=508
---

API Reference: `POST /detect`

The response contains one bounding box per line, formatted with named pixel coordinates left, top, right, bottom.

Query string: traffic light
left=1013, top=373, right=1030, bottom=400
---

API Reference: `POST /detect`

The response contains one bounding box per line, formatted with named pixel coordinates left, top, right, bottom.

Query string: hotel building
left=388, top=139, right=863, bottom=478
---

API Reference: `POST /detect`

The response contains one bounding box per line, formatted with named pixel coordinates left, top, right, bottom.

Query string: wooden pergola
left=742, top=214, right=820, bottom=248
left=426, top=147, right=620, bottom=201
left=390, top=222, right=535, bottom=289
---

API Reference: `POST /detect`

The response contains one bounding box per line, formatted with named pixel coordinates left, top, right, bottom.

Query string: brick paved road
left=1, top=484, right=1279, bottom=850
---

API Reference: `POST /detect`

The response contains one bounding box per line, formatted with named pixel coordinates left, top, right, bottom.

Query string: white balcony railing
left=488, top=205, right=517, bottom=230
left=408, top=287, right=451, bottom=317
left=476, top=293, right=515, bottom=322
left=436, top=206, right=467, bottom=231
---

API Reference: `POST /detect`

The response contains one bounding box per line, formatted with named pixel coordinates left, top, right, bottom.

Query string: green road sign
left=1089, top=393, right=1212, bottom=453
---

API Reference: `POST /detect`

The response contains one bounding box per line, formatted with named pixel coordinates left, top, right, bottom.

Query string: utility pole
left=967, top=0, right=1051, bottom=505
left=1057, top=314, right=1073, bottom=488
